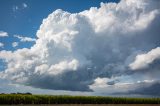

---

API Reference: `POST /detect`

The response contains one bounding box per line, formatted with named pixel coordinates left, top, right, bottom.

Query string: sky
left=0, top=0, right=160, bottom=97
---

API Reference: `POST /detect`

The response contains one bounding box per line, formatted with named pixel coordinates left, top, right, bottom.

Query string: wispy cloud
left=12, top=3, right=28, bottom=12
left=0, top=42, right=4, bottom=48
left=23, top=3, right=27, bottom=8
left=14, top=35, right=36, bottom=42
left=12, top=42, right=19, bottom=48
left=12, top=6, right=19, bottom=12
left=0, top=31, right=8, bottom=37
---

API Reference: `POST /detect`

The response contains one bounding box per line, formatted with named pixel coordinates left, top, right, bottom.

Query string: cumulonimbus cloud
left=0, top=0, right=160, bottom=94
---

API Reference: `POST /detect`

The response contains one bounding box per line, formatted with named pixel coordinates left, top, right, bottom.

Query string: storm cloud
left=0, top=0, right=160, bottom=95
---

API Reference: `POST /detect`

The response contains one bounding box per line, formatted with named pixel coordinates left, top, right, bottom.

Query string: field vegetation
left=0, top=94, right=160, bottom=104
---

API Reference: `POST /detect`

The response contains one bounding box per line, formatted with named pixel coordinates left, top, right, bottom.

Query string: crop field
left=1, top=104, right=160, bottom=106
left=0, top=94, right=160, bottom=104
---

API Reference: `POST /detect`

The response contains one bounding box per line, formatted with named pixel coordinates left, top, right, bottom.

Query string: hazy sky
left=0, top=0, right=160, bottom=97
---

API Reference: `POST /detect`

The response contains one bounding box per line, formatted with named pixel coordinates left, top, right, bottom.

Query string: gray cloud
left=128, top=81, right=160, bottom=96
left=111, top=80, right=160, bottom=97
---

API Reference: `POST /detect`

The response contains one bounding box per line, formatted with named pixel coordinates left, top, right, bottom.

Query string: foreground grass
left=0, top=94, right=160, bottom=104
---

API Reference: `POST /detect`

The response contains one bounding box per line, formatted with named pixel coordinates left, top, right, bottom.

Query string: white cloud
left=0, top=31, right=8, bottom=37
left=89, top=77, right=157, bottom=95
left=12, top=6, right=19, bottom=12
left=0, top=42, right=4, bottom=48
left=14, top=35, right=36, bottom=42
left=23, top=3, right=27, bottom=8
left=89, top=77, right=131, bottom=93
left=48, top=59, right=79, bottom=75
left=12, top=42, right=19, bottom=48
left=90, top=77, right=110, bottom=88
left=0, top=0, right=160, bottom=93
left=12, top=3, right=28, bottom=12
left=129, top=47, right=160, bottom=70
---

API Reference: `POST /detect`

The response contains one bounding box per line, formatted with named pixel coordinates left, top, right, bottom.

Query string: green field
left=0, top=94, right=160, bottom=104
left=1, top=104, right=160, bottom=106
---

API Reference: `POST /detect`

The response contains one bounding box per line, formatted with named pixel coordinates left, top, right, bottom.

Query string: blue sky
left=0, top=0, right=119, bottom=71
left=0, top=0, right=160, bottom=97
left=0, top=0, right=119, bottom=51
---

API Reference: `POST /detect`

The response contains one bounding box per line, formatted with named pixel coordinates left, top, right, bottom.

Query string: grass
left=0, top=94, right=160, bottom=104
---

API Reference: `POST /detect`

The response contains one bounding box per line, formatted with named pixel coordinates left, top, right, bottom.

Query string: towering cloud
left=0, top=0, right=160, bottom=95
